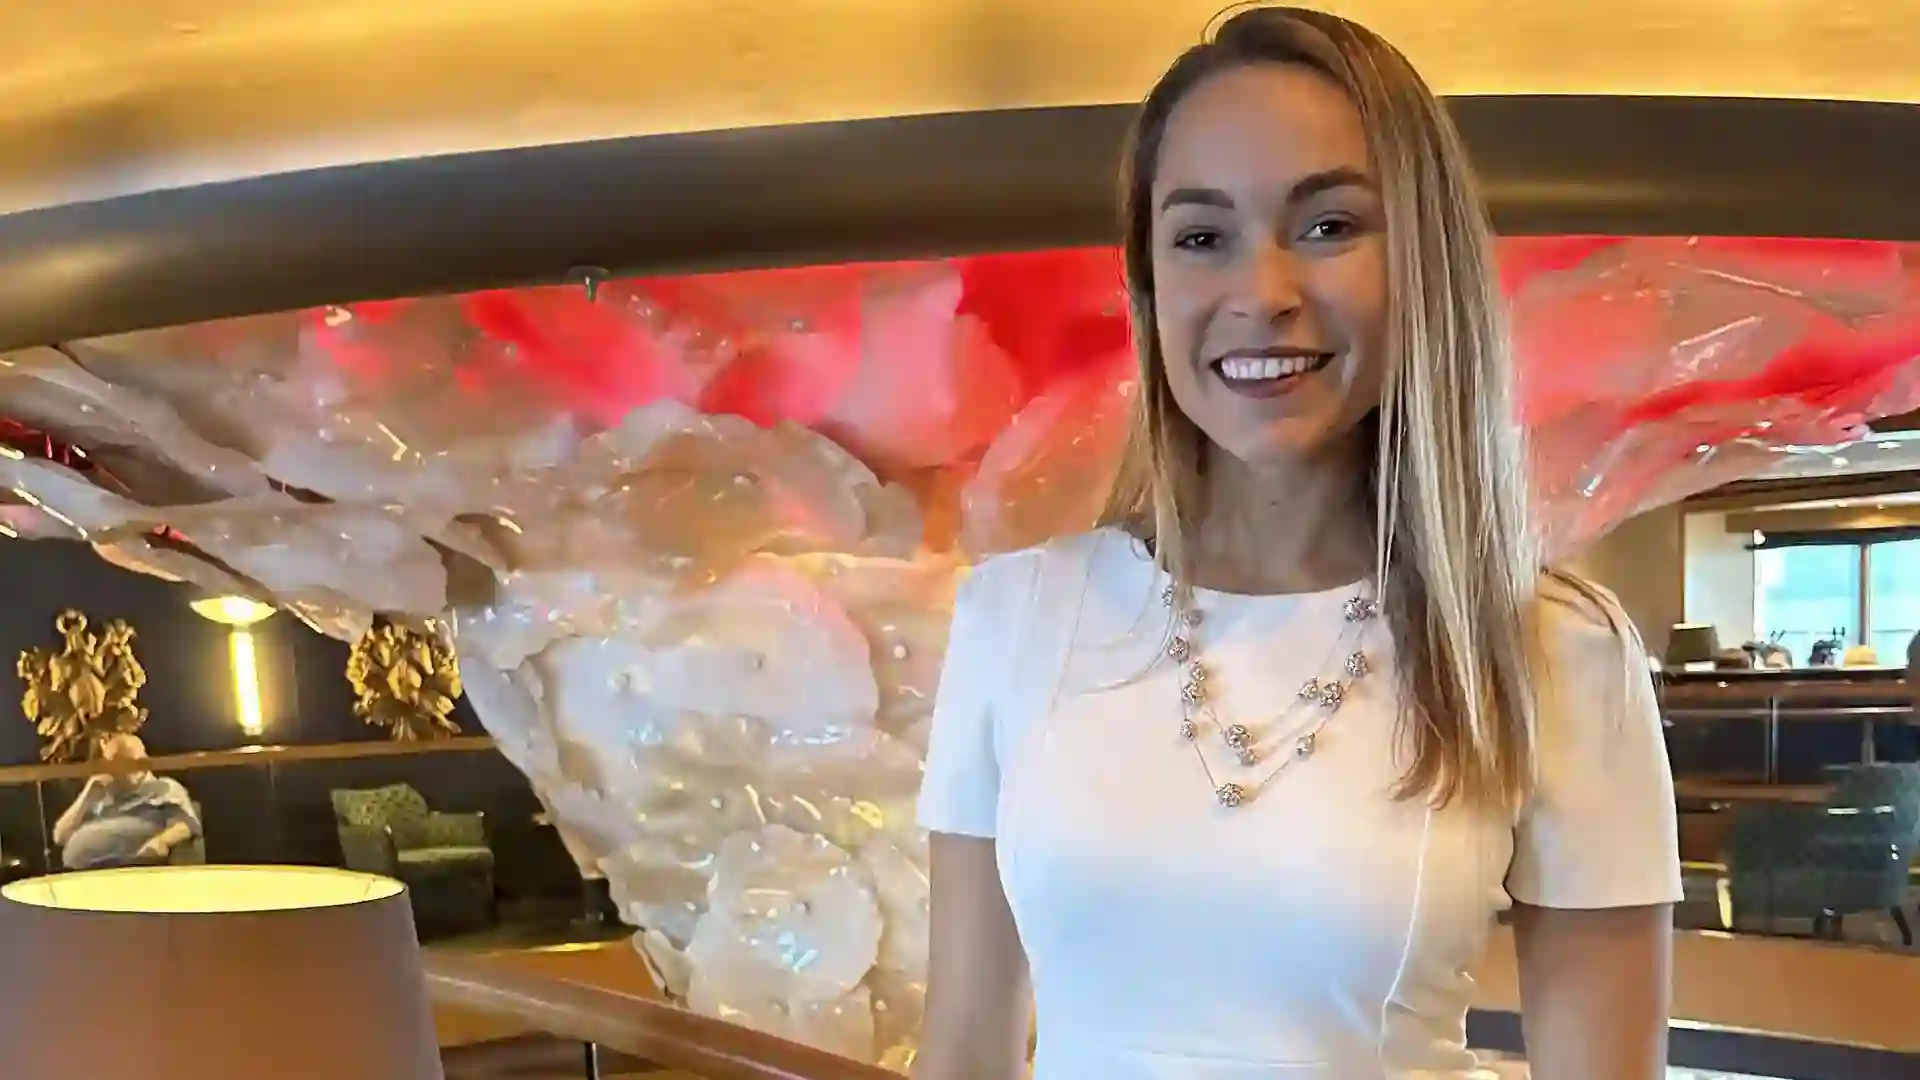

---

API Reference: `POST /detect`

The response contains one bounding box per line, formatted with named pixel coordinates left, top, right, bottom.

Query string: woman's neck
left=1188, top=441, right=1374, bottom=596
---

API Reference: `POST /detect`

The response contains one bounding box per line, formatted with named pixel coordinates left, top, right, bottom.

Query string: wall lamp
left=188, top=597, right=277, bottom=739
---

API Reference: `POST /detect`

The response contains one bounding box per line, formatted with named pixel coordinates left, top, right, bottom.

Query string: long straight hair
left=1101, top=7, right=1540, bottom=810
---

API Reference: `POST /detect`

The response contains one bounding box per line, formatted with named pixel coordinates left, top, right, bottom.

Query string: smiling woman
left=0, top=3, right=1918, bottom=1079
left=917, top=9, right=1677, bottom=1080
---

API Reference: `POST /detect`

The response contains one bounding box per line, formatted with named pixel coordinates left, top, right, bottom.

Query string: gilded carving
left=346, top=621, right=463, bottom=741
left=17, top=611, right=148, bottom=763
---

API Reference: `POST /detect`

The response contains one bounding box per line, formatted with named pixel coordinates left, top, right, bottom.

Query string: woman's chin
left=1211, top=424, right=1361, bottom=471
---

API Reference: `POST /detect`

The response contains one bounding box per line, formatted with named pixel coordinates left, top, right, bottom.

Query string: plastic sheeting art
left=2, top=237, right=1918, bottom=1065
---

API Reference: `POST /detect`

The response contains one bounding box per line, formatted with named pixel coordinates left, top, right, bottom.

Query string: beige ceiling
left=4, top=0, right=1919, bottom=214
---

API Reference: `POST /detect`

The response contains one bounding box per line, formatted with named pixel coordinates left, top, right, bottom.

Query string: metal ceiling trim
left=0, top=95, right=1916, bottom=351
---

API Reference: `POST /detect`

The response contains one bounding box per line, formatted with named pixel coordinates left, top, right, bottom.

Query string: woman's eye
left=1302, top=217, right=1358, bottom=242
left=1173, top=228, right=1224, bottom=252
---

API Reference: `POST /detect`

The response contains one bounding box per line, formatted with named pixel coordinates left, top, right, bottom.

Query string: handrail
left=424, top=953, right=900, bottom=1080
left=0, top=735, right=497, bottom=784
left=1664, top=705, right=1913, bottom=722
left=429, top=942, right=1920, bottom=1080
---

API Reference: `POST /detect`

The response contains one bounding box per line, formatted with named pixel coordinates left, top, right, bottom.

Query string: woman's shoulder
left=1531, top=569, right=1657, bottom=723
left=1535, top=569, right=1642, bottom=657
left=995, top=527, right=1128, bottom=565
left=958, top=528, right=1132, bottom=606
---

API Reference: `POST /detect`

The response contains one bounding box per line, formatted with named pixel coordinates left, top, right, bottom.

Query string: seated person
left=52, top=734, right=201, bottom=870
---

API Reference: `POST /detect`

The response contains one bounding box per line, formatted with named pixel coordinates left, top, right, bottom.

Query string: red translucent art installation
left=2, top=236, right=1918, bottom=1064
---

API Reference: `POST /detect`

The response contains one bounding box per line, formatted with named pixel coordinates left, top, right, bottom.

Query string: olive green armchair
left=330, top=783, right=494, bottom=936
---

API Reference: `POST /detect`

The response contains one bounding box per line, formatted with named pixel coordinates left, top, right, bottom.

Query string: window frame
left=1753, top=535, right=1920, bottom=658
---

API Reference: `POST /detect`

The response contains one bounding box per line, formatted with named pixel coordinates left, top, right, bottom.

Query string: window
left=1867, top=537, right=1920, bottom=661
left=1754, top=536, right=1920, bottom=666
left=1755, top=544, right=1861, bottom=665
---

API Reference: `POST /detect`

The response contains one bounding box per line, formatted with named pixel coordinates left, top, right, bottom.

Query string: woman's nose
left=1229, top=239, right=1305, bottom=322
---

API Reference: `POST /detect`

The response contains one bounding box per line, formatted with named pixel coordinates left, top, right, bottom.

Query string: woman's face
left=1149, top=63, right=1389, bottom=467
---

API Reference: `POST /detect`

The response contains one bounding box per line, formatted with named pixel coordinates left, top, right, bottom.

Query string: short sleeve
left=916, top=553, right=1034, bottom=838
left=1506, top=577, right=1683, bottom=909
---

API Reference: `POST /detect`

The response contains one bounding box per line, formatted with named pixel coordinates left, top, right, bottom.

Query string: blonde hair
left=1103, top=6, right=1540, bottom=810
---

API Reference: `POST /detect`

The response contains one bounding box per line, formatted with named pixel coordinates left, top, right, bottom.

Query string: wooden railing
left=425, top=953, right=898, bottom=1080
left=429, top=929, right=1920, bottom=1080
left=0, top=735, right=497, bottom=784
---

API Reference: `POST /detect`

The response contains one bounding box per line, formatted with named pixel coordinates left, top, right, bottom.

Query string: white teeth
left=1218, top=354, right=1319, bottom=381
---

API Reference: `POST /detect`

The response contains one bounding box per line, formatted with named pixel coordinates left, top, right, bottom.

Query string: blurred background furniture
left=332, top=783, right=495, bottom=936
left=1665, top=623, right=1721, bottom=671
left=0, top=834, right=25, bottom=884
left=1661, top=668, right=1915, bottom=787
left=1724, top=763, right=1920, bottom=945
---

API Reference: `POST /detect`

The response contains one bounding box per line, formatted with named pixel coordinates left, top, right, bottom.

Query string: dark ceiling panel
left=0, top=95, right=1915, bottom=350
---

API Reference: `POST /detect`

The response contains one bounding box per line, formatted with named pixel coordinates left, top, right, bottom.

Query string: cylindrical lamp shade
left=0, top=865, right=443, bottom=1080
left=1664, top=623, right=1722, bottom=669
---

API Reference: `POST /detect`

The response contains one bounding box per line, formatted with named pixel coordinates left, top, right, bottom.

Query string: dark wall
left=0, top=539, right=380, bottom=763
left=1566, top=505, right=1684, bottom=658
left=0, top=544, right=566, bottom=896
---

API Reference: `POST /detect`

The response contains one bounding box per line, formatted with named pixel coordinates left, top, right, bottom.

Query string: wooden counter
left=1661, top=668, right=1914, bottom=785
left=1674, top=779, right=1834, bottom=805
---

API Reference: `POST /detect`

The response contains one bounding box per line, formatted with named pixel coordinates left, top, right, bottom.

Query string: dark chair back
left=1728, top=763, right=1920, bottom=920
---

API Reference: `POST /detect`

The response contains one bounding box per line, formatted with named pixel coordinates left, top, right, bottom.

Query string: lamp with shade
left=1664, top=623, right=1722, bottom=672
left=0, top=864, right=442, bottom=1079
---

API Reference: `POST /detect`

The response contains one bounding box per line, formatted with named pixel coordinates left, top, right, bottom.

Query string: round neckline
left=1105, top=528, right=1369, bottom=607
left=1189, top=577, right=1366, bottom=605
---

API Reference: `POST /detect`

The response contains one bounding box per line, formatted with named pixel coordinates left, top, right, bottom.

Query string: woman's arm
left=1509, top=581, right=1681, bottom=1078
left=1511, top=902, right=1672, bottom=1080
left=913, top=832, right=1031, bottom=1080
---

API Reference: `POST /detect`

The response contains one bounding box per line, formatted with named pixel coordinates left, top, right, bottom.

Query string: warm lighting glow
left=190, top=597, right=275, bottom=737
left=3, top=0, right=1920, bottom=216
left=189, top=595, right=277, bottom=627
left=230, top=630, right=264, bottom=737
left=1, top=865, right=402, bottom=914
left=9, top=0, right=1920, bottom=214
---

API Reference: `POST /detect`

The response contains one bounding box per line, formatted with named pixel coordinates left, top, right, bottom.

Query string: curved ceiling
left=5, top=0, right=1920, bottom=214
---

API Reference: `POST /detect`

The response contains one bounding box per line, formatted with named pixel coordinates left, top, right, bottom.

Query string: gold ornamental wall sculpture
left=346, top=620, right=464, bottom=741
left=16, top=610, right=149, bottom=763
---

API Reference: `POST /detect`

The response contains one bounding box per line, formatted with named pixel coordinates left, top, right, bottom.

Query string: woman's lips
left=1211, top=352, right=1335, bottom=399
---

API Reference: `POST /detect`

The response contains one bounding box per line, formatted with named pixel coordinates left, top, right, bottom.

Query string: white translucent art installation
left=2, top=240, right=1919, bottom=1068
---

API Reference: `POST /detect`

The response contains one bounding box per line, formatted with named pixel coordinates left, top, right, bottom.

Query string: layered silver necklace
left=1163, top=582, right=1379, bottom=808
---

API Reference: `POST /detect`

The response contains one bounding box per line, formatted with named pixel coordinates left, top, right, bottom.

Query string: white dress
left=918, top=529, right=1682, bottom=1079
